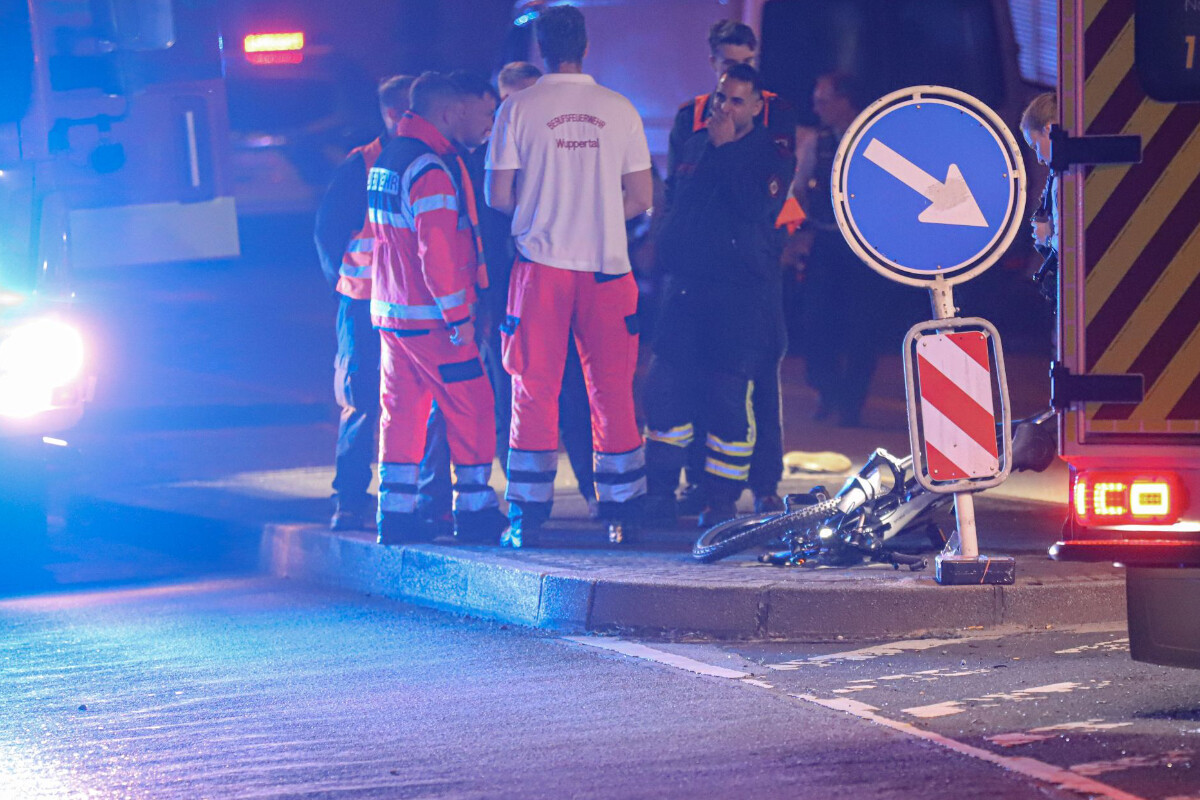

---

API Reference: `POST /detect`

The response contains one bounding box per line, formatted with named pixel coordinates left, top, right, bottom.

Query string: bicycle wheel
left=692, top=499, right=840, bottom=563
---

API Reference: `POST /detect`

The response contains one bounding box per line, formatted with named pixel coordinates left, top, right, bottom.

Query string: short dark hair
left=819, top=72, right=867, bottom=111
left=498, top=61, right=542, bottom=90
left=378, top=74, right=416, bottom=114
left=448, top=70, right=499, bottom=103
left=708, top=19, right=757, bottom=54
left=409, top=71, right=460, bottom=118
left=536, top=5, right=587, bottom=69
left=720, top=63, right=763, bottom=97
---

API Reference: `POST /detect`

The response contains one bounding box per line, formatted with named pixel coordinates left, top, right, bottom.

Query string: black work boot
left=331, top=495, right=371, bottom=531
left=454, top=508, right=508, bottom=545
left=642, top=493, right=679, bottom=529
left=603, top=496, right=645, bottom=545
left=331, top=507, right=366, bottom=532
left=753, top=493, right=784, bottom=514
left=676, top=483, right=705, bottom=516
left=377, top=512, right=434, bottom=546
left=697, top=500, right=738, bottom=529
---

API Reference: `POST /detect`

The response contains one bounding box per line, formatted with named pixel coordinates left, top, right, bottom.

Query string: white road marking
left=562, top=637, right=750, bottom=679
left=1071, top=750, right=1192, bottom=777
left=878, top=668, right=991, bottom=682
left=903, top=681, right=1091, bottom=718
left=759, top=626, right=1130, bottom=669
left=1056, top=638, right=1130, bottom=655
left=988, top=719, right=1134, bottom=747
left=567, top=634, right=1151, bottom=800
left=1042, top=720, right=1135, bottom=733
left=795, top=694, right=1148, bottom=800
left=988, top=732, right=1058, bottom=747
left=904, top=701, right=967, bottom=719
left=765, top=634, right=1007, bottom=669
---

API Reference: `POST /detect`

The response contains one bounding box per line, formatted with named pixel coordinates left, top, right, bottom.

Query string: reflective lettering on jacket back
left=368, top=168, right=400, bottom=195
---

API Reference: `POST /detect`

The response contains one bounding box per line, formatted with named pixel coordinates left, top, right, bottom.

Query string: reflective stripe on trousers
left=378, top=462, right=419, bottom=514
left=704, top=382, right=756, bottom=484
left=453, top=462, right=498, bottom=512
left=593, top=445, right=647, bottom=504
left=645, top=422, right=694, bottom=448
left=505, top=448, right=557, bottom=505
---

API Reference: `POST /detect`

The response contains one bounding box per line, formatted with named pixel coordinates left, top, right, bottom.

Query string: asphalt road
left=635, top=628, right=1200, bottom=800
left=0, top=577, right=1151, bottom=800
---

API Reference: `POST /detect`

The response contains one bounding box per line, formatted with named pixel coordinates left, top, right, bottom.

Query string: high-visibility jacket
left=367, top=112, right=486, bottom=332
left=333, top=137, right=384, bottom=300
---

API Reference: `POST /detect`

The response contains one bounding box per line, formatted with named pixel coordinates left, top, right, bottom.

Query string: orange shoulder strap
left=692, top=94, right=710, bottom=132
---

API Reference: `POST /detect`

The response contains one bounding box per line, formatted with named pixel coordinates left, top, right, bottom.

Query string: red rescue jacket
left=367, top=113, right=486, bottom=332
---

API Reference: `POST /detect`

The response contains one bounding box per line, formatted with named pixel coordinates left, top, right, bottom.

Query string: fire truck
left=1, top=0, right=237, bottom=554
left=1049, top=0, right=1200, bottom=669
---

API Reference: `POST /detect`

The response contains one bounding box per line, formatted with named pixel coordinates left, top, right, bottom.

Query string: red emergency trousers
left=369, top=113, right=497, bottom=523
left=378, top=329, right=495, bottom=516
left=502, top=260, right=644, bottom=524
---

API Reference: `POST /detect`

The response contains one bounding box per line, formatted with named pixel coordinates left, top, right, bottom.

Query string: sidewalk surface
left=56, top=255, right=1123, bottom=641
left=259, top=446, right=1123, bottom=641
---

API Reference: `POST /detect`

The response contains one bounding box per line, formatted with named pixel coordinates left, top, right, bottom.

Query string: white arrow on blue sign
left=832, top=86, right=1026, bottom=287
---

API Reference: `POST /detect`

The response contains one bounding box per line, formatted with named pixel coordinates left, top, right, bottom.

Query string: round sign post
left=831, top=86, right=1026, bottom=585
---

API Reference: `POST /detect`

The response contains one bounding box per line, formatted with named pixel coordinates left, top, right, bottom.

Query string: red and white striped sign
left=915, top=331, right=999, bottom=480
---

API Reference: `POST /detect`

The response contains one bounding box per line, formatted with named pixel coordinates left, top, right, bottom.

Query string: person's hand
left=1031, top=217, right=1053, bottom=248
left=449, top=319, right=475, bottom=347
left=707, top=105, right=736, bottom=147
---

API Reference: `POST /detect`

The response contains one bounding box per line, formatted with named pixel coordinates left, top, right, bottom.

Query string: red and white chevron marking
left=915, top=331, right=999, bottom=480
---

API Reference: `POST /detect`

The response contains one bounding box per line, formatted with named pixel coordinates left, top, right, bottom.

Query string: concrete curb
left=262, top=523, right=1127, bottom=641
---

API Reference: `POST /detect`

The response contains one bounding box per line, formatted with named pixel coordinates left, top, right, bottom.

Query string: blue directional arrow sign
left=832, top=87, right=1026, bottom=287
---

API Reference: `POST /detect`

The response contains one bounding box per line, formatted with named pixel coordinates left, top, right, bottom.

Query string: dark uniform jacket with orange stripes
left=667, top=90, right=798, bottom=190
left=654, top=123, right=795, bottom=372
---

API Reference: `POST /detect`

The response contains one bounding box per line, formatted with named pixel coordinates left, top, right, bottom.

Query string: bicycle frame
left=701, top=413, right=1055, bottom=568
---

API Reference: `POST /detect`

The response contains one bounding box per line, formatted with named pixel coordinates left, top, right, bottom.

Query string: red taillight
left=244, top=32, right=305, bottom=65
left=1072, top=471, right=1187, bottom=526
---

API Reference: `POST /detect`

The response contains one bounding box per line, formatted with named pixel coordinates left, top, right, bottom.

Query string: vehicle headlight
left=0, top=317, right=85, bottom=418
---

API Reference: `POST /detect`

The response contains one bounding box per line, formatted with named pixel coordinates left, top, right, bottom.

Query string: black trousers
left=801, top=230, right=881, bottom=426
left=332, top=296, right=380, bottom=512
left=644, top=357, right=756, bottom=505
left=684, top=349, right=784, bottom=497
left=333, top=296, right=449, bottom=517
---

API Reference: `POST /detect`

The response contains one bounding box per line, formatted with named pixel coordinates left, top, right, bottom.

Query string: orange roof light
left=244, top=32, right=305, bottom=65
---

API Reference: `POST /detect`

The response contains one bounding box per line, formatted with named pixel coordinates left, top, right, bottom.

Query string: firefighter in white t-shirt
left=485, top=4, right=654, bottom=547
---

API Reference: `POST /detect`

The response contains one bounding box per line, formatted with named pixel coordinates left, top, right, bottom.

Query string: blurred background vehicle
left=219, top=0, right=514, bottom=219
left=221, top=22, right=379, bottom=216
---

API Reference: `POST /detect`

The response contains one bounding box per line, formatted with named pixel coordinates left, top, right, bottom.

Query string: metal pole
left=953, top=493, right=980, bottom=558
left=927, top=277, right=980, bottom=559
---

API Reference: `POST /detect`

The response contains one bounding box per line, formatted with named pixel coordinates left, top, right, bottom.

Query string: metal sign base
left=922, top=278, right=1014, bottom=584
left=935, top=554, right=1016, bottom=585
